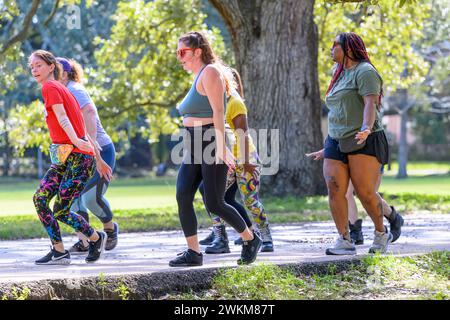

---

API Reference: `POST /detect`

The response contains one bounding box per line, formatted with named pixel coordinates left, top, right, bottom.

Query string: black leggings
left=199, top=181, right=252, bottom=228
left=176, top=125, right=248, bottom=237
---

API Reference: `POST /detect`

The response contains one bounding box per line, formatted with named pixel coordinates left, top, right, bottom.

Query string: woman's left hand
left=217, top=146, right=236, bottom=170
left=243, top=163, right=260, bottom=180
left=355, top=129, right=371, bottom=144
left=96, top=158, right=113, bottom=182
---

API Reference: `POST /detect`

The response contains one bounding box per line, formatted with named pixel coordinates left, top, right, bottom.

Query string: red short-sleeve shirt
left=42, top=80, right=93, bottom=155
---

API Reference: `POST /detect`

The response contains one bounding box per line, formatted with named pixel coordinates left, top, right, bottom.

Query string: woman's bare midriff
left=183, top=117, right=214, bottom=127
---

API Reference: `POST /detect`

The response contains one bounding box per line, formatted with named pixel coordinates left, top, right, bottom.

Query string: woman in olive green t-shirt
left=306, top=32, right=402, bottom=256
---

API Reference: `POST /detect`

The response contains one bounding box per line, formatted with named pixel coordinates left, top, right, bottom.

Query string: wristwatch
left=360, top=125, right=372, bottom=132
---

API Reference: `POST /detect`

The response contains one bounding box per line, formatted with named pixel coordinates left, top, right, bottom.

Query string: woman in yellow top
left=199, top=69, right=273, bottom=254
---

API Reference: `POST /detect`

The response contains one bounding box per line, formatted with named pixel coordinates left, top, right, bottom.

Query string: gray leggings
left=70, top=143, right=116, bottom=224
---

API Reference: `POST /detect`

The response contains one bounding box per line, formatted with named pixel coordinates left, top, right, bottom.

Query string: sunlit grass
left=1, top=171, right=449, bottom=216
left=170, top=251, right=450, bottom=300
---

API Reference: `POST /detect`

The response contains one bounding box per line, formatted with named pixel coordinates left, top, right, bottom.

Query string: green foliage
left=173, top=251, right=450, bottom=300
left=362, top=251, right=450, bottom=296
left=7, top=100, right=49, bottom=156
left=90, top=0, right=227, bottom=143
left=408, top=0, right=449, bottom=132
left=0, top=0, right=88, bottom=93
left=1, top=286, right=31, bottom=300
left=0, top=172, right=448, bottom=240
left=264, top=195, right=330, bottom=213
left=11, top=286, right=30, bottom=300
left=114, top=279, right=130, bottom=300
left=427, top=55, right=450, bottom=97
left=0, top=1, right=20, bottom=20
left=1, top=0, right=121, bottom=160
left=97, top=272, right=108, bottom=300
left=376, top=192, right=450, bottom=214
left=2, top=0, right=229, bottom=156
left=315, top=0, right=431, bottom=96
left=379, top=175, right=450, bottom=197
left=0, top=44, right=25, bottom=95
left=212, top=264, right=305, bottom=300
left=413, top=111, right=450, bottom=144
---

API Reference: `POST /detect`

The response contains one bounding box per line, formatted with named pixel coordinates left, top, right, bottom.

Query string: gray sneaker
left=325, top=236, right=356, bottom=255
left=105, top=222, right=119, bottom=251
left=68, top=240, right=89, bottom=255
left=369, top=226, right=393, bottom=254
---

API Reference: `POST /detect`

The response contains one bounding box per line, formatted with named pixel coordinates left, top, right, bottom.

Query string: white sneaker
left=326, top=235, right=356, bottom=255
left=369, top=227, right=393, bottom=254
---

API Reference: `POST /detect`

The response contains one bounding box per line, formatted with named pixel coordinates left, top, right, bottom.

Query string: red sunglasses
left=176, top=48, right=196, bottom=58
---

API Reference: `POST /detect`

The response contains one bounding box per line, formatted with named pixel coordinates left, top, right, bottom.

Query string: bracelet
left=360, top=125, right=371, bottom=132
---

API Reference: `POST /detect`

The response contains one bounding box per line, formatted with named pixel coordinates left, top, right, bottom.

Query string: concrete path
left=0, top=213, right=448, bottom=285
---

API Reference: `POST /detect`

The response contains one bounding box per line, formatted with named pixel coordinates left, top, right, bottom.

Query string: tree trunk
left=1, top=103, right=10, bottom=177
left=396, top=89, right=409, bottom=179
left=209, top=0, right=325, bottom=196
left=2, top=136, right=10, bottom=177
left=37, top=148, right=43, bottom=178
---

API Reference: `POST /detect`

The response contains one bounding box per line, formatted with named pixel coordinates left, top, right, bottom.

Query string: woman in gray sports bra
left=169, top=31, right=262, bottom=267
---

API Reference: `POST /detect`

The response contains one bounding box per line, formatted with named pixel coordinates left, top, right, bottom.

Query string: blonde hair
left=217, top=64, right=237, bottom=96
left=230, top=68, right=244, bottom=99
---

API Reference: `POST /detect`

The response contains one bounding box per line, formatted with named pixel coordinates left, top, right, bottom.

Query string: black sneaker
left=169, top=249, right=203, bottom=267
left=260, top=223, right=274, bottom=252
left=199, top=229, right=215, bottom=245
left=237, top=231, right=262, bottom=265
left=85, top=231, right=107, bottom=263
left=68, top=240, right=89, bottom=255
left=105, top=222, right=119, bottom=251
left=386, top=206, right=404, bottom=243
left=349, top=219, right=364, bottom=245
left=35, top=247, right=71, bottom=265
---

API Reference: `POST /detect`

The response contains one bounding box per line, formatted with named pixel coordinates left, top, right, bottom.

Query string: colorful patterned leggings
left=211, top=152, right=268, bottom=227
left=33, top=152, right=95, bottom=243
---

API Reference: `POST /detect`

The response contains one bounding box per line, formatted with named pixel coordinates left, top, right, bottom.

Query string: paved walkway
left=0, top=213, right=449, bottom=284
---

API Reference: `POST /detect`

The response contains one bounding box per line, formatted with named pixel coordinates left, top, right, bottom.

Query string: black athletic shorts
left=324, top=130, right=390, bottom=165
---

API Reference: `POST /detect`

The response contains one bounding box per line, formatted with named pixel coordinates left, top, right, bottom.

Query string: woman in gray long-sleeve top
left=57, top=57, right=119, bottom=254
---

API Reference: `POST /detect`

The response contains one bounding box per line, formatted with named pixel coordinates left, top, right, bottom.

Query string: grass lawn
left=1, top=161, right=449, bottom=217
left=384, top=161, right=450, bottom=174
left=379, top=175, right=450, bottom=195
left=0, top=177, right=177, bottom=216
left=1, top=174, right=449, bottom=217
left=169, top=251, right=450, bottom=300
left=0, top=162, right=448, bottom=240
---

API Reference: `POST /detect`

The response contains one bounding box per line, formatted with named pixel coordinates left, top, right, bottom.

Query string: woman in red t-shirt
left=29, top=50, right=107, bottom=265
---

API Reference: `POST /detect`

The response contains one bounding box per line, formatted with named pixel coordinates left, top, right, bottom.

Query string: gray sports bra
left=177, top=65, right=226, bottom=118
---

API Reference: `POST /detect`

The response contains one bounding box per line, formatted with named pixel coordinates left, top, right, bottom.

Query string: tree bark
left=209, top=0, right=325, bottom=196
left=1, top=0, right=41, bottom=54
left=2, top=137, right=10, bottom=177
left=1, top=103, right=10, bottom=176
left=397, top=90, right=409, bottom=179
left=37, top=148, right=43, bottom=178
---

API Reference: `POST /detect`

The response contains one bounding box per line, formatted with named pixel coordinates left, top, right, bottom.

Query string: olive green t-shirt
left=325, top=62, right=383, bottom=139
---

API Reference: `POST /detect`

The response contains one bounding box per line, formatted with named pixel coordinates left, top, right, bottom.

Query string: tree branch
left=208, top=0, right=236, bottom=32
left=110, top=88, right=190, bottom=116
left=43, top=0, right=61, bottom=27
left=1, top=0, right=41, bottom=54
